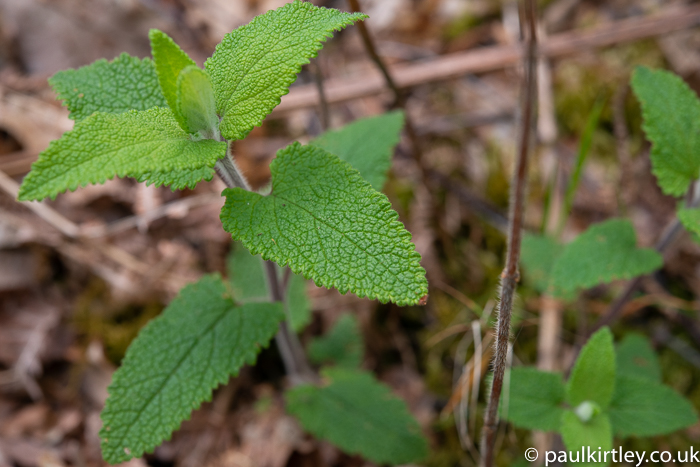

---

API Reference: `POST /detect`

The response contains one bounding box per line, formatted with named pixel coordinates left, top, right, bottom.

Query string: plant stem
left=214, top=142, right=315, bottom=384
left=214, top=145, right=251, bottom=191
left=479, top=1, right=537, bottom=466
left=312, top=59, right=330, bottom=132
left=264, top=261, right=317, bottom=384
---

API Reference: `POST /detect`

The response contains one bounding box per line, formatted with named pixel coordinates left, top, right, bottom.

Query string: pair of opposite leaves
left=17, top=1, right=429, bottom=307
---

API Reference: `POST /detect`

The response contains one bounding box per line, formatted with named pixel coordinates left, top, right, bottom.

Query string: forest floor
left=2, top=0, right=700, bottom=466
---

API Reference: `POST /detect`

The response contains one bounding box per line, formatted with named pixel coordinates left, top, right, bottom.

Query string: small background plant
left=2, top=1, right=700, bottom=467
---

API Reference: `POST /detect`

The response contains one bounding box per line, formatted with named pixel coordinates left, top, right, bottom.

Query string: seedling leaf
left=49, top=53, right=167, bottom=122
left=615, top=333, right=661, bottom=383
left=560, top=411, right=613, bottom=467
left=310, top=111, right=405, bottom=190
left=176, top=66, right=218, bottom=135
left=285, top=368, right=428, bottom=464
left=99, top=274, right=284, bottom=463
left=608, top=375, right=697, bottom=438
left=149, top=29, right=197, bottom=131
left=226, top=242, right=311, bottom=332
left=551, top=219, right=662, bottom=292
left=501, top=367, right=565, bottom=432
left=220, top=142, right=428, bottom=306
left=308, top=314, right=363, bottom=368
left=631, top=66, right=700, bottom=196
left=567, top=327, right=615, bottom=409
left=205, top=1, right=367, bottom=140
left=18, top=108, right=226, bottom=201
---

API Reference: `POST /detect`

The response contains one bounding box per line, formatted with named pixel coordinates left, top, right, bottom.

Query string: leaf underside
left=631, top=66, right=700, bottom=196
left=502, top=367, right=565, bottom=432
left=310, top=111, right=405, bottom=190
left=205, top=1, right=367, bottom=140
left=551, top=219, right=662, bottom=292
left=608, top=375, right=698, bottom=438
left=226, top=242, right=311, bottom=332
left=220, top=142, right=428, bottom=306
left=149, top=29, right=197, bottom=131
left=176, top=66, right=218, bottom=135
left=285, top=368, right=429, bottom=465
left=567, top=327, right=615, bottom=409
left=308, top=314, right=363, bottom=368
left=49, top=52, right=167, bottom=122
left=100, top=275, right=283, bottom=463
left=18, top=108, right=226, bottom=201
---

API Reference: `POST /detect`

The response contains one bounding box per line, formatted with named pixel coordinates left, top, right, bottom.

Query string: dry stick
left=275, top=4, right=700, bottom=113
left=479, top=1, right=537, bottom=466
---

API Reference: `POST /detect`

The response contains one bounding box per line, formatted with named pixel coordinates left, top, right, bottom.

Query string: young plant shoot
left=18, top=1, right=429, bottom=464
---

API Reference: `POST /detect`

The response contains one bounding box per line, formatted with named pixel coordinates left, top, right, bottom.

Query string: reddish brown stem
left=479, top=1, right=538, bottom=466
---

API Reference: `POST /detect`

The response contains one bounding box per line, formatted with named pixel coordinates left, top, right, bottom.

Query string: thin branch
left=312, top=59, right=330, bottom=132
left=479, top=1, right=537, bottom=465
left=347, top=0, right=403, bottom=105
left=346, top=0, right=424, bottom=161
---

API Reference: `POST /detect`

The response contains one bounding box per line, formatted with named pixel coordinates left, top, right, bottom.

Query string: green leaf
left=608, top=375, right=698, bottom=438
left=149, top=29, right=197, bottom=131
left=501, top=367, right=565, bottom=432
left=220, top=142, right=428, bottom=306
left=520, top=233, right=565, bottom=295
left=286, top=272, right=312, bottom=333
left=285, top=368, right=428, bottom=464
left=205, top=1, right=366, bottom=140
left=226, top=242, right=311, bottom=332
left=177, top=66, right=218, bottom=136
left=49, top=52, right=167, bottom=122
left=18, top=108, right=226, bottom=201
left=560, top=411, right=613, bottom=467
left=99, top=274, right=284, bottom=463
left=136, top=167, right=216, bottom=190
left=679, top=207, right=700, bottom=237
left=631, top=66, right=700, bottom=196
left=551, top=219, right=663, bottom=292
left=567, top=327, right=615, bottom=409
left=308, top=314, right=363, bottom=368
left=615, top=333, right=661, bottom=383
left=310, top=111, right=404, bottom=190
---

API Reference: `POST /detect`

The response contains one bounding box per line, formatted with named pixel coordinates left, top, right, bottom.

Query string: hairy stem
left=479, top=1, right=537, bottom=466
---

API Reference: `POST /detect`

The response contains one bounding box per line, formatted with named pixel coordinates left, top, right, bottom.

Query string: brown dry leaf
left=240, top=402, right=305, bottom=467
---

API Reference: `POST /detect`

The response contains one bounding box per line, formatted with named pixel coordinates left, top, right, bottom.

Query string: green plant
left=16, top=2, right=429, bottom=464
left=503, top=328, right=697, bottom=467
left=506, top=65, right=700, bottom=465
